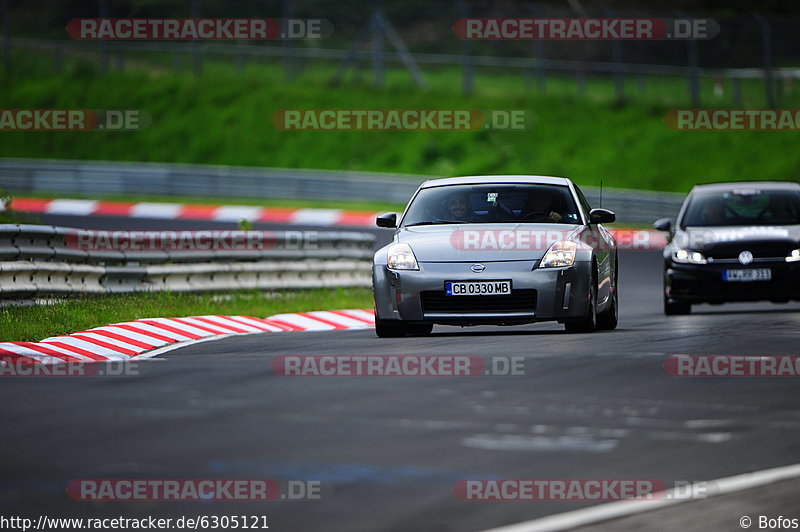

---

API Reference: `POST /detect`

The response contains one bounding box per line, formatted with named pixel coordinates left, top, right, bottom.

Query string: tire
left=374, top=319, right=432, bottom=337
left=597, top=288, right=618, bottom=330
left=597, top=263, right=618, bottom=331
left=664, top=298, right=691, bottom=315
left=374, top=317, right=407, bottom=337
left=565, top=281, right=597, bottom=334
left=407, top=323, right=433, bottom=336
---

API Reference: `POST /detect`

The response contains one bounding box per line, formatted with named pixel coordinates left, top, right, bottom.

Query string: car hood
left=676, top=225, right=800, bottom=254
left=396, top=223, right=584, bottom=262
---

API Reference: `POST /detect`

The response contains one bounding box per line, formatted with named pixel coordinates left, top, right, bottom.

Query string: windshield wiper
left=404, top=221, right=464, bottom=227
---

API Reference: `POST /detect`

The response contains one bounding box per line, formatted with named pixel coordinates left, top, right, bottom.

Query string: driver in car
left=528, top=192, right=563, bottom=222
left=444, top=193, right=472, bottom=222
left=700, top=197, right=727, bottom=225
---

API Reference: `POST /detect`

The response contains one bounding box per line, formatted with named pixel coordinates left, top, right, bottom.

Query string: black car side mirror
left=589, top=208, right=616, bottom=224
left=653, top=218, right=672, bottom=232
left=376, top=212, right=398, bottom=228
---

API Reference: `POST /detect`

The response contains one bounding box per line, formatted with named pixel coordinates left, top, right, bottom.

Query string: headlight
left=672, top=249, right=707, bottom=265
left=387, top=243, right=419, bottom=270
left=540, top=241, right=578, bottom=268
left=787, top=249, right=800, bottom=263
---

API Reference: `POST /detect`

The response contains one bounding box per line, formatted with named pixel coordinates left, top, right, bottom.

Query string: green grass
left=0, top=287, right=373, bottom=342
left=2, top=50, right=800, bottom=195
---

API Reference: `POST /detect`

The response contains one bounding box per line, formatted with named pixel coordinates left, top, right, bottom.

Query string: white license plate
left=445, top=280, right=512, bottom=296
left=722, top=268, right=772, bottom=282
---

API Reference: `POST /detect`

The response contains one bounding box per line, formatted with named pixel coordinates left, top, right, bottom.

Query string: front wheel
left=596, top=287, right=618, bottom=330
left=597, top=264, right=618, bottom=331
left=565, top=283, right=597, bottom=334
left=375, top=318, right=433, bottom=337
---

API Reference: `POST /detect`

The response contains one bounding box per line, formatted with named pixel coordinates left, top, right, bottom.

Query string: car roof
left=691, top=181, right=800, bottom=193
left=419, top=175, right=573, bottom=188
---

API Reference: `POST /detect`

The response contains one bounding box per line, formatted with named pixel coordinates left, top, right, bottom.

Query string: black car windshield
left=402, top=184, right=582, bottom=226
left=681, top=188, right=800, bottom=227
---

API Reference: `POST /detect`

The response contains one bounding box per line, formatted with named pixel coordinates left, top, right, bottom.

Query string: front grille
left=421, top=289, right=537, bottom=314
left=706, top=240, right=792, bottom=260
left=670, top=264, right=800, bottom=300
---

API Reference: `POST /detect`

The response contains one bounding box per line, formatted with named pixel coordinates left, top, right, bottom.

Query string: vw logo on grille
left=738, top=250, right=754, bottom=265
left=471, top=263, right=485, bottom=273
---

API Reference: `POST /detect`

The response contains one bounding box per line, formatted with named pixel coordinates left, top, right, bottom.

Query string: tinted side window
left=574, top=186, right=592, bottom=220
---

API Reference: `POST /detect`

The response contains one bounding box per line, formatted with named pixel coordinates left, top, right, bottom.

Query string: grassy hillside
left=2, top=55, right=799, bottom=194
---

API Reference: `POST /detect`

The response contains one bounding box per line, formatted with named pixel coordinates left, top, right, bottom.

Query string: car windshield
left=401, top=184, right=582, bottom=226
left=681, top=188, right=800, bottom=227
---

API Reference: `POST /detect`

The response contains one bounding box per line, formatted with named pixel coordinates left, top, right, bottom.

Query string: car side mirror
left=589, top=208, right=615, bottom=224
left=376, top=212, right=398, bottom=228
left=653, top=218, right=672, bottom=232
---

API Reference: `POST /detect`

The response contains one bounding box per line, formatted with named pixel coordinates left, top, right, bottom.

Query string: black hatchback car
left=654, top=182, right=800, bottom=315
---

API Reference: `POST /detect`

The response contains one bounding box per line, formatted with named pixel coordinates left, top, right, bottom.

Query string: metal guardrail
left=0, top=224, right=375, bottom=297
left=0, top=158, right=686, bottom=223
left=15, top=37, right=800, bottom=80
left=0, top=158, right=425, bottom=204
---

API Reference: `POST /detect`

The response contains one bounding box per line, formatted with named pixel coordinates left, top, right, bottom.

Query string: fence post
left=732, top=76, right=742, bottom=106
left=576, top=69, right=586, bottom=96
left=459, top=1, right=473, bottom=96
left=612, top=42, right=623, bottom=102
left=54, top=40, right=63, bottom=72
left=687, top=40, right=700, bottom=106
left=191, top=0, right=202, bottom=77
left=1, top=0, right=8, bottom=71
left=637, top=74, right=646, bottom=99
left=236, top=43, right=246, bottom=74
left=753, top=12, right=774, bottom=108
left=677, top=11, right=700, bottom=107
left=371, top=3, right=384, bottom=88
left=604, top=8, right=624, bottom=103
left=525, top=3, right=546, bottom=93
left=98, top=0, right=109, bottom=74
left=282, top=0, right=294, bottom=81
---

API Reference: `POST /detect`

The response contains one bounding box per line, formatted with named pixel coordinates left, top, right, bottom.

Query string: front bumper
left=665, top=260, right=800, bottom=303
left=373, top=260, right=592, bottom=325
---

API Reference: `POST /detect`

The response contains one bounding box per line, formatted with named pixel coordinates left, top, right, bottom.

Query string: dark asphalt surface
left=1, top=214, right=799, bottom=531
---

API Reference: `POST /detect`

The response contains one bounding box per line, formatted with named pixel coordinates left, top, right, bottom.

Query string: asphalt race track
left=2, top=214, right=799, bottom=531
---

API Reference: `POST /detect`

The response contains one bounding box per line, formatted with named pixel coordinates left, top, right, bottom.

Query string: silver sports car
left=372, top=175, right=619, bottom=337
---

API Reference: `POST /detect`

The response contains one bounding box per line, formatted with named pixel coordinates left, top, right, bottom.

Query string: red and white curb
left=9, top=197, right=380, bottom=228
left=0, top=309, right=375, bottom=365
left=8, top=197, right=668, bottom=249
